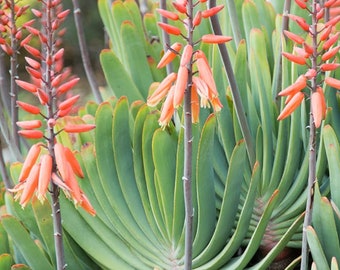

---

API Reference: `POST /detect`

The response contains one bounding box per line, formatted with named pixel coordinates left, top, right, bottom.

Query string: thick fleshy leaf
left=100, top=50, right=143, bottom=101
left=1, top=215, right=53, bottom=270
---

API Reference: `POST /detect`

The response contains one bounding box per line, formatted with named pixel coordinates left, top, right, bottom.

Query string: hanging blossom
left=147, top=0, right=232, bottom=127
left=9, top=0, right=95, bottom=216
left=277, top=0, right=340, bottom=128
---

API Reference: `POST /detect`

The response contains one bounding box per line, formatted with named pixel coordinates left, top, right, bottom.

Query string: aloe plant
left=1, top=0, right=340, bottom=269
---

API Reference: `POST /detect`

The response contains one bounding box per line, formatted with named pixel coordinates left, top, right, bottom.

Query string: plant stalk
left=71, top=0, right=103, bottom=103
left=301, top=2, right=318, bottom=268
left=183, top=1, right=194, bottom=269
left=45, top=1, right=65, bottom=268
left=9, top=0, right=20, bottom=152
left=209, top=0, right=255, bottom=167
left=51, top=183, right=65, bottom=270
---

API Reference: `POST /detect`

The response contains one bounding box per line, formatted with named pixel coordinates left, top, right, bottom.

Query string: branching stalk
left=71, top=0, right=102, bottom=103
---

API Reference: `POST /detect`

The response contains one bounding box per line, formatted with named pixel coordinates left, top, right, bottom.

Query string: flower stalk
left=148, top=0, right=230, bottom=268
left=7, top=1, right=96, bottom=269
left=277, top=1, right=340, bottom=268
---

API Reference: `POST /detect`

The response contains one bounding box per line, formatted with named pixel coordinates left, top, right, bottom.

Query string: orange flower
left=172, top=2, right=187, bottom=13
left=157, top=22, right=182, bottom=36
left=278, top=75, right=307, bottom=96
left=311, top=91, right=324, bottom=128
left=195, top=50, right=218, bottom=97
left=173, top=66, right=188, bottom=108
left=295, top=0, right=307, bottom=9
left=51, top=172, right=71, bottom=192
left=19, top=164, right=40, bottom=207
left=180, top=44, right=193, bottom=67
left=193, top=11, right=202, bottom=27
left=201, top=34, right=233, bottom=44
left=282, top=52, right=307, bottom=65
left=320, top=25, right=333, bottom=41
left=79, top=193, right=96, bottom=216
left=159, top=86, right=175, bottom=128
left=277, top=92, right=305, bottom=120
left=320, top=63, right=340, bottom=71
left=16, top=101, right=41, bottom=115
left=64, top=147, right=84, bottom=178
left=16, top=120, right=42, bottom=130
left=157, top=8, right=179, bottom=20
left=284, top=30, right=305, bottom=44
left=323, top=33, right=340, bottom=50
left=191, top=85, right=200, bottom=123
left=316, top=87, right=327, bottom=120
left=211, top=96, right=223, bottom=112
left=54, top=143, right=69, bottom=181
left=15, top=80, right=37, bottom=93
left=56, top=77, right=80, bottom=95
left=19, top=143, right=42, bottom=182
left=63, top=124, right=96, bottom=133
left=37, top=154, right=52, bottom=201
left=201, top=5, right=224, bottom=18
left=321, top=45, right=340, bottom=61
left=36, top=88, right=49, bottom=105
left=325, top=76, right=340, bottom=89
left=18, top=130, right=44, bottom=139
left=64, top=162, right=82, bottom=204
left=58, top=94, right=80, bottom=111
left=147, top=72, right=177, bottom=106
left=157, top=42, right=182, bottom=69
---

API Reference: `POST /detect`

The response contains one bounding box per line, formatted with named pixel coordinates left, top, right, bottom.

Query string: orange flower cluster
left=147, top=0, right=231, bottom=127
left=9, top=143, right=95, bottom=216
left=8, top=0, right=95, bottom=215
left=278, top=0, right=340, bottom=128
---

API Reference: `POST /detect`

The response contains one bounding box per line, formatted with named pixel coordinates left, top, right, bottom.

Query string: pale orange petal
left=37, top=154, right=52, bottom=201
left=19, top=143, right=42, bottom=182
left=173, top=66, right=188, bottom=108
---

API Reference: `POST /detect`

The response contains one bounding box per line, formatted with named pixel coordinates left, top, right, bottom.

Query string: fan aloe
left=1, top=0, right=340, bottom=269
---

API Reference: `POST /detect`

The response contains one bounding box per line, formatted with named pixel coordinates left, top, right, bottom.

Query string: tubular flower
left=148, top=1, right=228, bottom=127
left=159, top=87, right=175, bottom=128
left=9, top=0, right=95, bottom=216
left=147, top=72, right=178, bottom=107
left=157, top=42, right=182, bottom=69
left=311, top=91, right=325, bottom=128
left=278, top=75, right=307, bottom=96
left=277, top=92, right=305, bottom=121
left=278, top=1, right=340, bottom=126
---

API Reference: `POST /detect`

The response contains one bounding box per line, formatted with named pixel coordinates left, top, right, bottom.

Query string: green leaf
left=193, top=115, right=217, bottom=256
left=312, top=183, right=340, bottom=264
left=100, top=50, right=143, bottom=101
left=152, top=128, right=177, bottom=239
left=31, top=200, right=55, bottom=266
left=112, top=97, right=160, bottom=250
left=120, top=21, right=154, bottom=98
left=0, top=254, right=13, bottom=270
left=323, top=125, right=340, bottom=209
left=223, top=189, right=280, bottom=269
left=193, top=140, right=246, bottom=266
left=1, top=215, right=53, bottom=270
left=307, top=226, right=330, bottom=270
